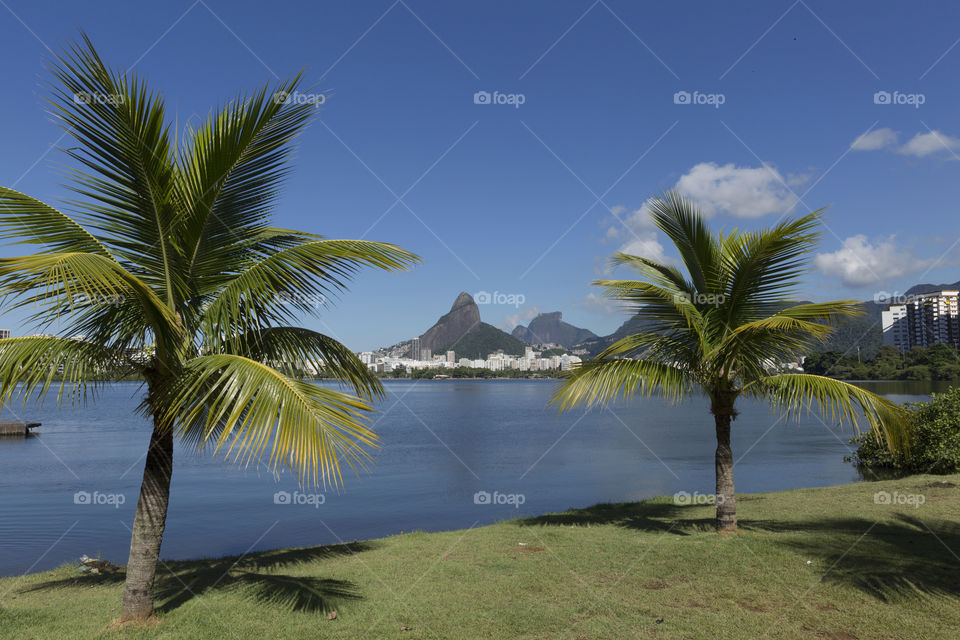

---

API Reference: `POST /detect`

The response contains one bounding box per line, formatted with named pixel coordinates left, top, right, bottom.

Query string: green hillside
left=441, top=323, right=526, bottom=358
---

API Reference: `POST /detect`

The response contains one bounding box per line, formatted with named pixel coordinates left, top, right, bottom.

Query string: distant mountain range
left=385, top=280, right=960, bottom=361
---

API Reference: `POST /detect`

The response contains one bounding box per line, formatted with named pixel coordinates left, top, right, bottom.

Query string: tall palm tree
left=0, top=37, right=418, bottom=619
left=552, top=192, right=910, bottom=532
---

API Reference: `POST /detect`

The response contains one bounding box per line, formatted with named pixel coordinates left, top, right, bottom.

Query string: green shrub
left=846, top=386, right=960, bottom=474
left=903, top=365, right=932, bottom=381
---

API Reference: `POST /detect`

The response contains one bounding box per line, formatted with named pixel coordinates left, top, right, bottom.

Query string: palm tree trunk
left=120, top=419, right=173, bottom=620
left=714, top=412, right=737, bottom=532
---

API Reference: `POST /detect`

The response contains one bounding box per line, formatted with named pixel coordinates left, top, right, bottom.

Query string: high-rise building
left=0, top=329, right=9, bottom=340
left=881, top=304, right=909, bottom=350
left=446, top=350, right=455, bottom=362
left=881, top=290, right=960, bottom=351
left=409, top=336, right=421, bottom=360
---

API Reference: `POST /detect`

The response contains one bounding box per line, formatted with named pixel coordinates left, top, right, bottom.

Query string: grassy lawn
left=2, top=474, right=959, bottom=639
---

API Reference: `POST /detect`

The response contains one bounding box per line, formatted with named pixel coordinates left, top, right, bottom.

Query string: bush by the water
left=847, top=386, right=960, bottom=474
left=805, top=343, right=960, bottom=381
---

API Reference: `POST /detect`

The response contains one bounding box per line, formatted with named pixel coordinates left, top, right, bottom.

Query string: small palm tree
left=0, top=37, right=418, bottom=619
left=552, top=192, right=910, bottom=532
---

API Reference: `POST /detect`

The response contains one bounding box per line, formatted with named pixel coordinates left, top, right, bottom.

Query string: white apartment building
left=881, top=304, right=909, bottom=350
left=881, top=290, right=960, bottom=351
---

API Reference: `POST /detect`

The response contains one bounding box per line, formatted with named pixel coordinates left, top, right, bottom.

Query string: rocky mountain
left=420, top=291, right=482, bottom=353
left=511, top=312, right=597, bottom=348
left=415, top=292, right=525, bottom=357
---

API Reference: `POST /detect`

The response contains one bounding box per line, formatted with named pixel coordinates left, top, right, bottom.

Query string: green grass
left=3, top=474, right=960, bottom=639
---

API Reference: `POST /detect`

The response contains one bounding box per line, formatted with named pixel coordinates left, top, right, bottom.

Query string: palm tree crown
left=553, top=191, right=910, bottom=531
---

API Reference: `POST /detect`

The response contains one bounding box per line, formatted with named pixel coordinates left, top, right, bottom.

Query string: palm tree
left=0, top=37, right=418, bottom=619
left=552, top=192, right=910, bottom=532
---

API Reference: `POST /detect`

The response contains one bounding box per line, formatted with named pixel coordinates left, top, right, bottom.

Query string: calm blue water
left=0, top=379, right=942, bottom=576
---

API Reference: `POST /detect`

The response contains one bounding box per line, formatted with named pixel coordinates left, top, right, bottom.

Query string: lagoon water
left=0, top=379, right=944, bottom=576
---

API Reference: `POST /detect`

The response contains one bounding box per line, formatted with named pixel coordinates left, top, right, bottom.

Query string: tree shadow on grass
left=517, top=500, right=714, bottom=535
left=741, top=513, right=960, bottom=602
left=22, top=540, right=375, bottom=614
left=520, top=500, right=960, bottom=602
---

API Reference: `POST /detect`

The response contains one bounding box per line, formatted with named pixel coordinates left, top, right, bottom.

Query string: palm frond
left=0, top=252, right=180, bottom=347
left=551, top=358, right=694, bottom=411
left=0, top=336, right=132, bottom=408
left=48, top=34, right=181, bottom=303
left=203, top=240, right=419, bottom=338
left=223, top=326, right=383, bottom=401
left=164, top=354, right=378, bottom=488
left=748, top=373, right=912, bottom=453
left=0, top=187, right=112, bottom=256
left=720, top=210, right=824, bottom=326
left=177, top=76, right=315, bottom=287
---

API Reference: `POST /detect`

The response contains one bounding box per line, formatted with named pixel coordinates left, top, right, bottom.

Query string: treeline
left=388, top=367, right=558, bottom=379
left=804, top=344, right=960, bottom=381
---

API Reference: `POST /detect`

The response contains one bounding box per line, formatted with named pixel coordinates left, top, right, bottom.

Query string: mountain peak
left=419, top=292, right=482, bottom=352
left=451, top=291, right=475, bottom=311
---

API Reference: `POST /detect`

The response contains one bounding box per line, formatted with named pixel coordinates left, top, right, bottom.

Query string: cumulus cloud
left=602, top=161, right=807, bottom=270
left=899, top=130, right=960, bottom=157
left=851, top=128, right=960, bottom=158
left=604, top=202, right=669, bottom=266
left=814, top=235, right=932, bottom=287
left=850, top=127, right=898, bottom=151
left=673, top=162, right=803, bottom=218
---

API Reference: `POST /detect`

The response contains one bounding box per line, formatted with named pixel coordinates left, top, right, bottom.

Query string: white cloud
left=500, top=306, right=540, bottom=331
left=851, top=127, right=898, bottom=151
left=673, top=162, right=802, bottom=218
left=603, top=161, right=808, bottom=269
left=852, top=128, right=960, bottom=158
left=578, top=293, right=620, bottom=316
left=899, top=130, right=960, bottom=157
left=605, top=201, right=669, bottom=266
left=814, top=235, right=932, bottom=287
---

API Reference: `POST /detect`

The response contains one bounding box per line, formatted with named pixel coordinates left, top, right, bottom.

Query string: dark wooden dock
left=0, top=420, right=41, bottom=436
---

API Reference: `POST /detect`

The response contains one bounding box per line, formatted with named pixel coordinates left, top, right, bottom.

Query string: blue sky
left=1, top=0, right=959, bottom=350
